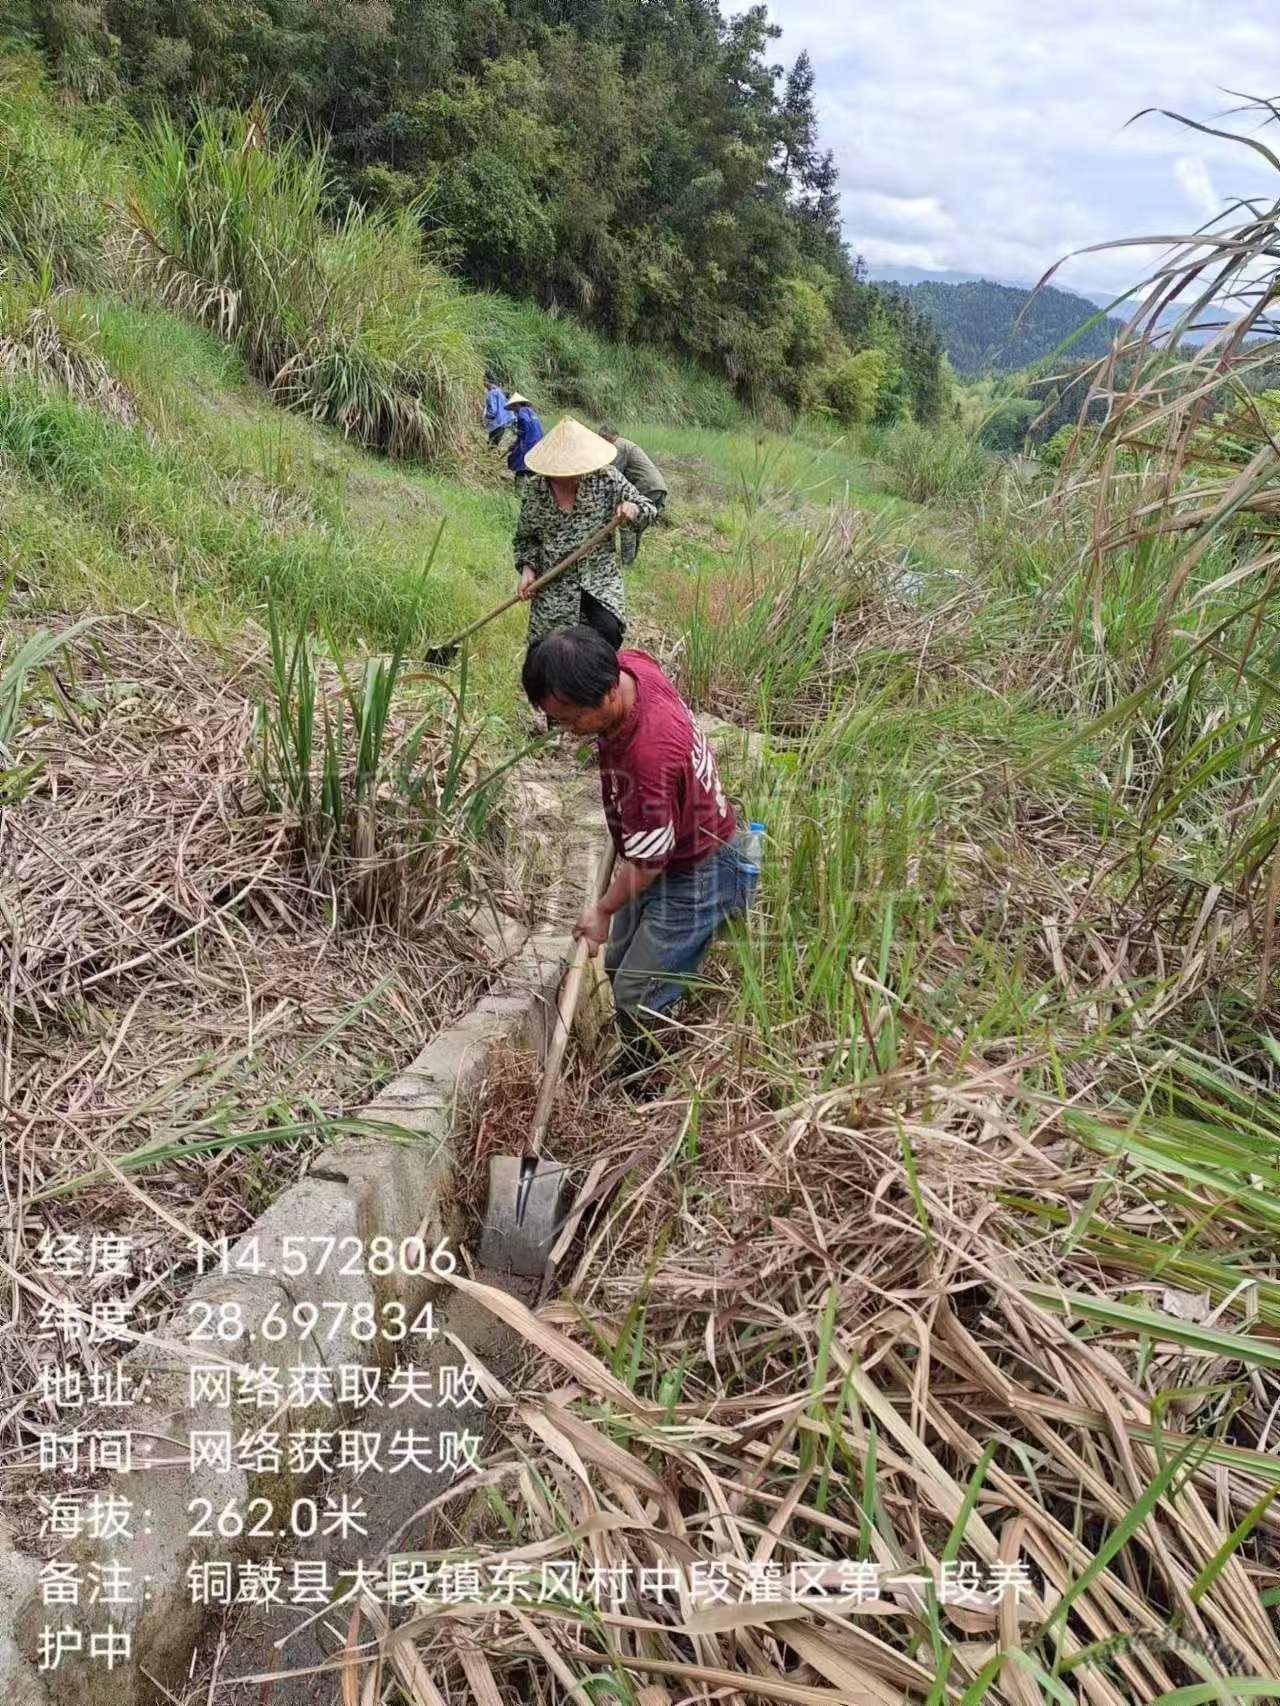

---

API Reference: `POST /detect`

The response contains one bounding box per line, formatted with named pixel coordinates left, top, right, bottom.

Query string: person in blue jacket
left=505, top=392, right=544, bottom=482
left=484, top=373, right=513, bottom=447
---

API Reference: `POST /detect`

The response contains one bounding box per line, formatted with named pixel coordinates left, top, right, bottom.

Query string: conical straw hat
left=506, top=393, right=530, bottom=408
left=524, top=417, right=617, bottom=478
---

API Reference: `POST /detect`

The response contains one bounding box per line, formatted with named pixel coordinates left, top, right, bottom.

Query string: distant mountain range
left=870, top=265, right=1039, bottom=292
left=868, top=266, right=1229, bottom=374
left=868, top=269, right=1125, bottom=377
left=869, top=264, right=1147, bottom=319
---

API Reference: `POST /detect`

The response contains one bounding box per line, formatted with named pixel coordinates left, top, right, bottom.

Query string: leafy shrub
left=1039, top=423, right=1077, bottom=472
left=824, top=348, right=889, bottom=425
left=872, top=357, right=908, bottom=425
left=781, top=275, right=835, bottom=371
left=430, top=148, right=554, bottom=282
left=977, top=397, right=1038, bottom=452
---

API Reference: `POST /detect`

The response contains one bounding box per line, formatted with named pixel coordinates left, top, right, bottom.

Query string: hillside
left=9, top=258, right=1280, bottom=1699
left=896, top=276, right=1124, bottom=375
left=17, top=7, right=946, bottom=422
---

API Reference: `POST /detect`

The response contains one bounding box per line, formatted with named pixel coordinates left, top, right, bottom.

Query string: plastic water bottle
left=741, top=821, right=765, bottom=878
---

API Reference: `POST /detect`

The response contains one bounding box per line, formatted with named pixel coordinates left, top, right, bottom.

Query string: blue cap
left=748, top=821, right=765, bottom=833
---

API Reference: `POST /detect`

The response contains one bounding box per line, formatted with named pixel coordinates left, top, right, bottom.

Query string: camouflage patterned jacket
left=513, top=467, right=657, bottom=646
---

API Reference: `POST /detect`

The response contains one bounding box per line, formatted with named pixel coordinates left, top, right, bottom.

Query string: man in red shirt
left=521, top=626, right=758, bottom=1069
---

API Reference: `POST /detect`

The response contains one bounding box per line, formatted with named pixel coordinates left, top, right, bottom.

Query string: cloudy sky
left=766, top=0, right=1279, bottom=299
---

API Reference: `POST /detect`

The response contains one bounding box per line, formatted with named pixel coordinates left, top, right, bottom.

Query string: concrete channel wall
left=1, top=775, right=607, bottom=1705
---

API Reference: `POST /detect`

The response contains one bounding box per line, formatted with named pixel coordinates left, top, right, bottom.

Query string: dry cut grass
left=1, top=608, right=499, bottom=1527
left=358, top=1032, right=1280, bottom=1703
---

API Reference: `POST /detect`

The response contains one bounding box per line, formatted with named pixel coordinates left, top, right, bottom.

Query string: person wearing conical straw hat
left=514, top=417, right=658, bottom=649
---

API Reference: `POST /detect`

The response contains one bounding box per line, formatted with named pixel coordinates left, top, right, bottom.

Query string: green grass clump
left=259, top=580, right=524, bottom=926
left=866, top=418, right=996, bottom=504
left=718, top=684, right=1096, bottom=1067
left=0, top=55, right=113, bottom=286
left=128, top=107, right=481, bottom=462
left=679, top=537, right=871, bottom=726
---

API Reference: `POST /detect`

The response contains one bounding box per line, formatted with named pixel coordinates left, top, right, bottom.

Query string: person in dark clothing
left=504, top=393, right=544, bottom=482
left=514, top=418, right=655, bottom=647
left=598, top=423, right=669, bottom=565
left=484, top=373, right=513, bottom=447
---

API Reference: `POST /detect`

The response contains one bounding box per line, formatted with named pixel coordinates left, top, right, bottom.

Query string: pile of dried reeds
left=1, top=608, right=498, bottom=1506
left=365, top=1034, right=1280, bottom=1704
left=0, top=296, right=137, bottom=425
left=6, top=615, right=281, bottom=1012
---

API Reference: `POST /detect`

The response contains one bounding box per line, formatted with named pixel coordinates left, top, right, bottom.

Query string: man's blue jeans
left=604, top=833, right=758, bottom=1026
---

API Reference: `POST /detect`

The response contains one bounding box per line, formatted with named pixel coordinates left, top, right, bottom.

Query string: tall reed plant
left=1039, top=97, right=1280, bottom=965
left=127, top=107, right=479, bottom=462
left=0, top=56, right=111, bottom=287
left=678, top=509, right=896, bottom=726
left=257, top=550, right=528, bottom=926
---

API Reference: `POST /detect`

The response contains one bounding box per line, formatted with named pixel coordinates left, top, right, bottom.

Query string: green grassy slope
left=4, top=302, right=527, bottom=715
left=7, top=292, right=932, bottom=725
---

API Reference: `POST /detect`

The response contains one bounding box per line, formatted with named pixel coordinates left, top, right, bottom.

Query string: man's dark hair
left=522, top=626, right=621, bottom=708
left=598, top=421, right=618, bottom=438
left=484, top=371, right=497, bottom=386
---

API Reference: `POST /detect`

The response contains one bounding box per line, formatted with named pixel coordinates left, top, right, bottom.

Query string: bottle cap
left=749, top=821, right=765, bottom=833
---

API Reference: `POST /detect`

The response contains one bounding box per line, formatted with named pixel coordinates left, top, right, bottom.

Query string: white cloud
left=1174, top=155, right=1219, bottom=219
left=855, top=237, right=947, bottom=273
left=839, top=191, right=955, bottom=240
left=763, top=0, right=1280, bottom=295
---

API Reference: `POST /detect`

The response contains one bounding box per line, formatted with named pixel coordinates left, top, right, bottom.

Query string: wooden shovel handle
left=438, top=518, right=623, bottom=654
left=528, top=839, right=618, bottom=1154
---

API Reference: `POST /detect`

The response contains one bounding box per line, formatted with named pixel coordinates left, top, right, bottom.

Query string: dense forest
left=14, top=0, right=946, bottom=422
left=900, top=277, right=1123, bottom=376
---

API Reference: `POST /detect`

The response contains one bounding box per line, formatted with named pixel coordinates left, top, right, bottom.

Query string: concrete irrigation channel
left=0, top=764, right=609, bottom=1706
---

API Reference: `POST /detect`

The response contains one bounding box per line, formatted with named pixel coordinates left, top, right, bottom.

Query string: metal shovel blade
left=478, top=1153, right=571, bottom=1276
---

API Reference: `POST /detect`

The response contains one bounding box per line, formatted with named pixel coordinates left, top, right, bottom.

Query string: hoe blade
left=478, top=1154, right=570, bottom=1276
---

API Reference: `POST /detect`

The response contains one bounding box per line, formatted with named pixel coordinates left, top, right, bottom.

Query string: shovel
left=424, top=519, right=622, bottom=666
left=479, top=838, right=617, bottom=1276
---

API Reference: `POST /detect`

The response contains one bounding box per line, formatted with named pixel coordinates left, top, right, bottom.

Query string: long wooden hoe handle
left=439, top=518, right=623, bottom=654
left=528, top=838, right=618, bottom=1154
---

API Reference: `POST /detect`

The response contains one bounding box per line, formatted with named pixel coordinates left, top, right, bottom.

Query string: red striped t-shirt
left=597, top=651, right=735, bottom=873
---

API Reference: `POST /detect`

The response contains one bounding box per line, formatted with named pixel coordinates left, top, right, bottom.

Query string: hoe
left=479, top=838, right=617, bottom=1276
left=425, top=520, right=621, bottom=667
